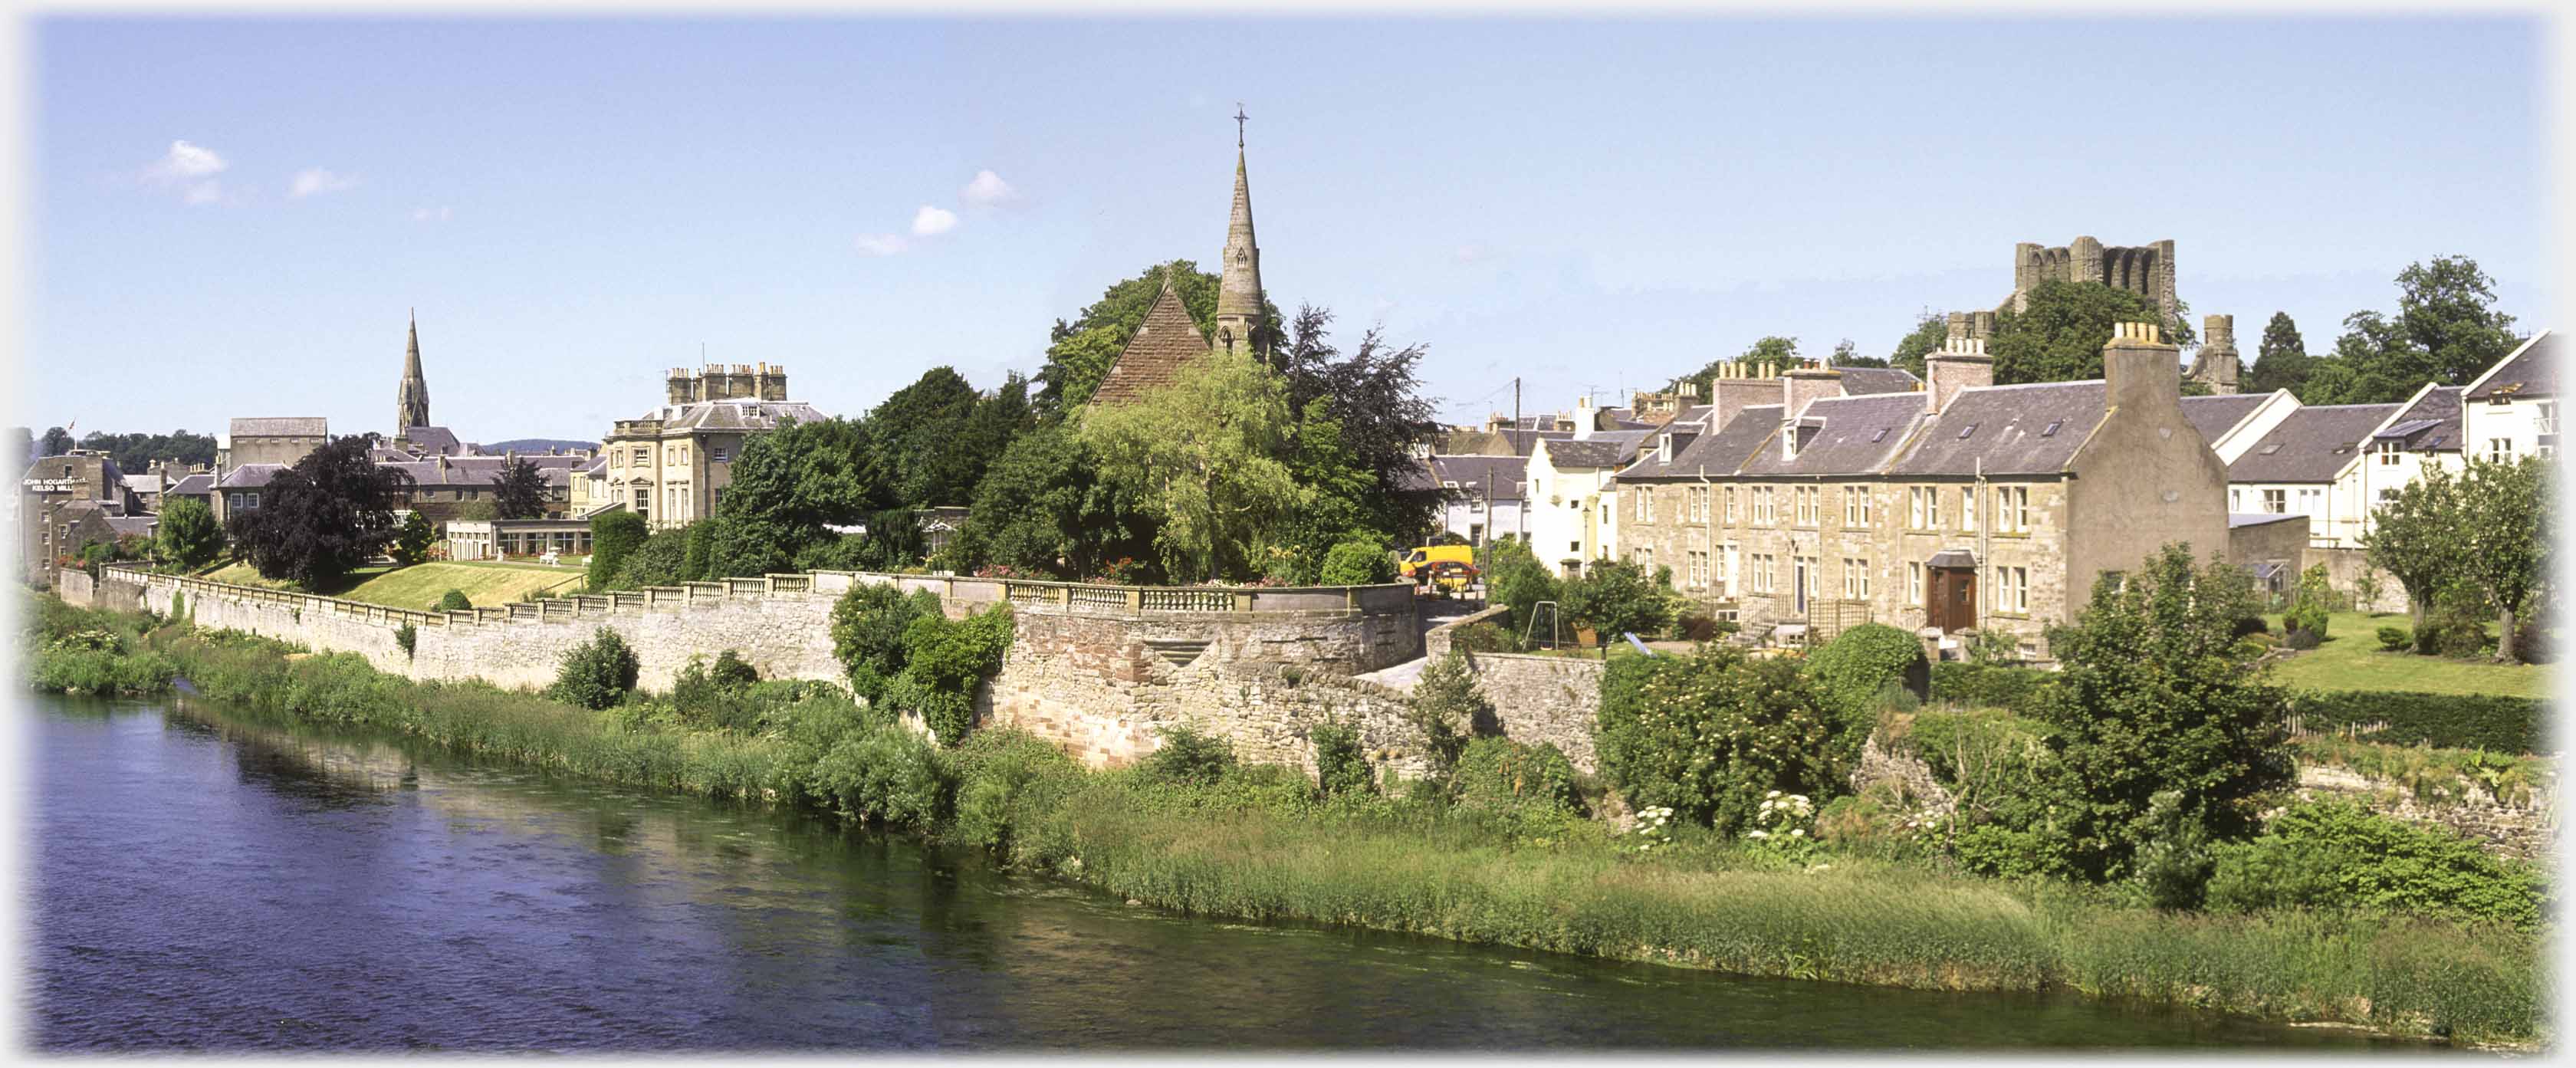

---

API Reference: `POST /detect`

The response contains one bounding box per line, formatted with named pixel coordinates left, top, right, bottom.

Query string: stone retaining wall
left=2295, top=762, right=2557, bottom=859
left=1457, top=650, right=1605, bottom=772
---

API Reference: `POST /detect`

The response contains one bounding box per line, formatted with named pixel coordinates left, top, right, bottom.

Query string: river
left=26, top=693, right=2428, bottom=1052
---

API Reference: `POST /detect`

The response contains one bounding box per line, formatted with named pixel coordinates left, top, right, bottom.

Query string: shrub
left=829, top=583, right=940, bottom=704
left=2283, top=628, right=2321, bottom=651
left=2230, top=616, right=2271, bottom=639
left=2509, top=619, right=2548, bottom=665
left=2289, top=689, right=2545, bottom=753
left=2206, top=800, right=2544, bottom=929
left=2282, top=564, right=2333, bottom=639
left=1803, top=623, right=1927, bottom=744
left=669, top=651, right=763, bottom=731
left=1671, top=613, right=1727, bottom=642
left=1317, top=540, right=1396, bottom=586
left=1479, top=539, right=1560, bottom=642
left=1309, top=721, right=1373, bottom=797
left=1558, top=559, right=1673, bottom=641
left=1405, top=651, right=1488, bottom=775
left=1141, top=723, right=1237, bottom=787
left=1451, top=736, right=1580, bottom=813
left=2376, top=626, right=2410, bottom=652
left=1927, top=662, right=2055, bottom=715
left=393, top=623, right=416, bottom=659
left=169, top=590, right=187, bottom=626
left=549, top=628, right=640, bottom=710
left=2414, top=601, right=2489, bottom=658
left=944, top=729, right=1082, bottom=856
left=1596, top=645, right=1846, bottom=833
left=2130, top=790, right=2215, bottom=910
left=807, top=723, right=948, bottom=827
left=709, top=649, right=759, bottom=689
left=1446, top=621, right=1517, bottom=654
left=437, top=589, right=473, bottom=612
left=897, top=605, right=1014, bottom=745
left=586, top=511, right=649, bottom=591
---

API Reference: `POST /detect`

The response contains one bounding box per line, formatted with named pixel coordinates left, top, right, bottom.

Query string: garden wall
left=2296, top=762, right=2557, bottom=859
left=2305, top=545, right=2410, bottom=615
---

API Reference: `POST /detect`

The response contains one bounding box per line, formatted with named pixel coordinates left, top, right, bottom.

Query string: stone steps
left=1142, top=639, right=1211, bottom=666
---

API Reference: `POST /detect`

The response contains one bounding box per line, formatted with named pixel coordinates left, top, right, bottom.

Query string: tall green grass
left=26, top=594, right=2550, bottom=1047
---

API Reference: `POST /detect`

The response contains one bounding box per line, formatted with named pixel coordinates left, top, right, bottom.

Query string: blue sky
left=20, top=15, right=2548, bottom=445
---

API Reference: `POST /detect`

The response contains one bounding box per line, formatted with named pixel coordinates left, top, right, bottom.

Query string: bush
left=2508, top=619, right=2548, bottom=665
left=1405, top=651, right=1488, bottom=775
left=709, top=649, right=758, bottom=688
left=1596, top=646, right=1846, bottom=833
left=1309, top=721, right=1372, bottom=797
left=1317, top=540, right=1396, bottom=586
left=2206, top=800, right=2544, bottom=929
left=393, top=623, right=416, bottom=659
left=2414, top=604, right=2489, bottom=658
left=2290, top=689, right=2545, bottom=753
left=829, top=583, right=941, bottom=704
left=1927, top=662, right=2055, bottom=715
left=807, top=723, right=948, bottom=827
left=2376, top=626, right=2410, bottom=652
left=2282, top=564, right=2333, bottom=639
left=1558, top=559, right=1673, bottom=641
left=1141, top=723, right=1237, bottom=787
left=1451, top=736, right=1580, bottom=813
left=2230, top=616, right=2271, bottom=639
left=549, top=628, right=640, bottom=710
left=896, top=605, right=1014, bottom=745
left=586, top=511, right=649, bottom=591
left=1479, top=539, right=1560, bottom=642
left=943, top=729, right=1082, bottom=856
left=437, top=589, right=473, bottom=612
left=1446, top=621, right=1517, bottom=654
left=2283, top=628, right=2321, bottom=651
left=1803, top=623, right=1927, bottom=743
left=669, top=650, right=764, bottom=731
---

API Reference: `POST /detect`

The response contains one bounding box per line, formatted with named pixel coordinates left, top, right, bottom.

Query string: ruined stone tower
left=2009, top=237, right=2177, bottom=319
left=396, top=310, right=430, bottom=433
left=2189, top=313, right=2241, bottom=395
left=1212, top=129, right=1265, bottom=357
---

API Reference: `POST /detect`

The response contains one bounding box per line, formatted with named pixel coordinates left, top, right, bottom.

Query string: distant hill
left=479, top=438, right=598, bottom=455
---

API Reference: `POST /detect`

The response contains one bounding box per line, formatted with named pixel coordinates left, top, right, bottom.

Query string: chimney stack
left=2104, top=320, right=2183, bottom=413
left=1710, top=360, right=1787, bottom=432
left=1784, top=360, right=1842, bottom=417
left=1924, top=337, right=1994, bottom=414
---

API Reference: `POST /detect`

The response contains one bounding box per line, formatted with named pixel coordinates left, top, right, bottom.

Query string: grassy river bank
left=24, top=595, right=2547, bottom=1048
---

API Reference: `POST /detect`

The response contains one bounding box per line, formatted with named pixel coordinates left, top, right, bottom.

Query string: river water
left=26, top=693, right=2425, bottom=1052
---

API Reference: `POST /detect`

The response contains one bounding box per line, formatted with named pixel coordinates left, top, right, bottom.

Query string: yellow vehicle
left=1399, top=544, right=1476, bottom=578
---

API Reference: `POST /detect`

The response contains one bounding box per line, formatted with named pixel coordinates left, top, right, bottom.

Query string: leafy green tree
left=1803, top=622, right=1927, bottom=737
left=38, top=426, right=74, bottom=457
left=226, top=435, right=412, bottom=590
left=705, top=416, right=870, bottom=577
left=1677, top=335, right=1799, bottom=397
left=2245, top=311, right=2313, bottom=395
left=2455, top=455, right=2548, bottom=662
left=962, top=424, right=1155, bottom=580
left=1077, top=347, right=1303, bottom=583
left=153, top=497, right=225, bottom=570
left=389, top=510, right=436, bottom=566
left=69, top=429, right=218, bottom=470
left=494, top=457, right=550, bottom=519
left=1406, top=651, right=1488, bottom=777
left=1559, top=559, right=1672, bottom=639
left=613, top=526, right=692, bottom=589
left=549, top=627, right=640, bottom=710
left=2282, top=564, right=2334, bottom=637
left=1596, top=646, right=1845, bottom=833
left=2361, top=462, right=2463, bottom=628
left=682, top=521, right=715, bottom=583
left=2031, top=544, right=2292, bottom=882
left=894, top=605, right=1014, bottom=745
left=1827, top=337, right=1887, bottom=368
left=830, top=583, right=941, bottom=703
left=1318, top=539, right=1396, bottom=585
left=437, top=589, right=473, bottom=612
left=587, top=511, right=649, bottom=590
left=864, top=368, right=984, bottom=508
left=1269, top=403, right=1382, bottom=583
left=1033, top=260, right=1283, bottom=415
left=1480, top=536, right=1560, bottom=642
left=2302, top=256, right=2520, bottom=404
left=1989, top=280, right=2193, bottom=385
left=1889, top=312, right=1948, bottom=380
left=1273, top=306, right=1445, bottom=544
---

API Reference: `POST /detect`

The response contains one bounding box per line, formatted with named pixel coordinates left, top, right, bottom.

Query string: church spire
left=396, top=309, right=430, bottom=434
left=1212, top=105, right=1265, bottom=357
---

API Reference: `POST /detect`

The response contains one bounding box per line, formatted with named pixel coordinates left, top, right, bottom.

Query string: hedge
left=2289, top=690, right=2549, bottom=754
left=1928, top=662, right=2056, bottom=715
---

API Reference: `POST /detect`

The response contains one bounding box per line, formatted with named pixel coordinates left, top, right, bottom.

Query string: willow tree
left=1076, top=348, right=1301, bottom=583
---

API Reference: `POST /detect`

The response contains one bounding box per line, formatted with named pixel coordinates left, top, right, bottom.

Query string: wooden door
left=1930, top=566, right=1977, bottom=633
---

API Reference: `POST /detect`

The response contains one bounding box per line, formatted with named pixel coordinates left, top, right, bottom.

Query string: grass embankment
left=199, top=559, right=584, bottom=610
left=22, top=596, right=2547, bottom=1047
left=2271, top=611, right=2550, bottom=699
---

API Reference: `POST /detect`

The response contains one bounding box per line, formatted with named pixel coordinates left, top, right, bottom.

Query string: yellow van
left=1399, top=544, right=1476, bottom=578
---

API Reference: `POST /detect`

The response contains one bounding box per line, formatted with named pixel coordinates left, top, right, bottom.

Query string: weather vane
left=1234, top=103, right=1247, bottom=148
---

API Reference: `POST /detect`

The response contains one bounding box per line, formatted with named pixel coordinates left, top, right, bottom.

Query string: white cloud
left=910, top=205, right=958, bottom=237
left=410, top=206, right=453, bottom=222
left=855, top=233, right=909, bottom=256
left=960, top=169, right=1017, bottom=208
left=290, top=168, right=358, bottom=198
left=148, top=140, right=227, bottom=182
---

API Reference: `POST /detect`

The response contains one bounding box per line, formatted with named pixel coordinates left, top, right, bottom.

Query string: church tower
left=396, top=310, right=431, bottom=433
left=1212, top=106, right=1266, bottom=357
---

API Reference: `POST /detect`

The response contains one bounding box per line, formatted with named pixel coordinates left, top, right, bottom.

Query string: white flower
left=1766, top=790, right=1782, bottom=799
left=1790, top=828, right=1806, bottom=838
left=1748, top=830, right=1768, bottom=840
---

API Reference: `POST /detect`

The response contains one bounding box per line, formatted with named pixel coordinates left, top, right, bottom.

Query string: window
left=1927, top=487, right=1941, bottom=528
left=611, top=451, right=624, bottom=468
left=1635, top=547, right=1654, bottom=573
left=2005, top=566, right=2029, bottom=613
left=2378, top=488, right=2400, bottom=503
left=1908, top=561, right=1924, bottom=606
left=1725, top=487, right=1739, bottom=522
left=1635, top=486, right=1654, bottom=521
left=1601, top=503, right=1611, bottom=527
left=713, top=448, right=731, bottom=464
left=632, top=485, right=649, bottom=512
left=2298, top=488, right=2322, bottom=515
left=633, top=448, right=649, bottom=465
left=1753, top=487, right=1776, bottom=525
left=2263, top=488, right=2286, bottom=513
left=2538, top=402, right=2558, bottom=436
left=1795, top=486, right=1818, bottom=526
left=1570, top=541, right=1582, bottom=554
left=1997, top=487, right=2029, bottom=533
left=1842, top=557, right=1871, bottom=599
left=2229, top=488, right=2242, bottom=511
left=1961, top=487, right=1978, bottom=532
left=1908, top=487, right=1926, bottom=529
left=2377, top=440, right=2400, bottom=465
left=2489, top=438, right=2515, bottom=462
left=1844, top=485, right=1871, bottom=527
left=1801, top=556, right=1819, bottom=599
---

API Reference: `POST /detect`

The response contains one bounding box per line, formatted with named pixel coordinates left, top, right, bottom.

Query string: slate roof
left=123, top=474, right=165, bottom=495
left=2178, top=392, right=2269, bottom=444
left=1539, top=438, right=1631, bottom=469
left=1886, top=381, right=2108, bottom=478
left=1428, top=455, right=1528, bottom=499
left=1741, top=393, right=1932, bottom=478
left=1089, top=284, right=1211, bottom=407
left=1836, top=366, right=1923, bottom=396
left=2226, top=403, right=2397, bottom=484
left=1497, top=428, right=1574, bottom=456
left=399, top=426, right=464, bottom=455
left=1621, top=405, right=1781, bottom=480
left=2229, top=512, right=2310, bottom=529
left=638, top=399, right=831, bottom=433
left=2466, top=331, right=2555, bottom=401
left=380, top=455, right=590, bottom=487
left=218, top=464, right=286, bottom=488
left=167, top=473, right=213, bottom=496
left=1437, top=429, right=1519, bottom=455
left=105, top=515, right=157, bottom=537
left=230, top=417, right=327, bottom=438
left=2375, top=386, right=2463, bottom=452
left=368, top=448, right=421, bottom=463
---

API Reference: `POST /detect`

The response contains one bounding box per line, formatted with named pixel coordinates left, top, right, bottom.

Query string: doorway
left=1927, top=566, right=1977, bottom=633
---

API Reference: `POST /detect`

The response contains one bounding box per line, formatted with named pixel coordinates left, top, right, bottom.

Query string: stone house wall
left=2305, top=544, right=2412, bottom=616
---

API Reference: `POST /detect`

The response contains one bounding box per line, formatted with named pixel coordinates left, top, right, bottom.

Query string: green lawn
left=2269, top=611, right=2550, bottom=700
left=199, top=560, right=584, bottom=612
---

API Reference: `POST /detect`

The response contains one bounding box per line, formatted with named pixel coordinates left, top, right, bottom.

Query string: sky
left=17, top=15, right=2551, bottom=446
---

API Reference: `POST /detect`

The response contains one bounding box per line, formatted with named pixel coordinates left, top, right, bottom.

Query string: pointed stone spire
left=396, top=309, right=431, bottom=435
left=1212, top=126, right=1265, bottom=357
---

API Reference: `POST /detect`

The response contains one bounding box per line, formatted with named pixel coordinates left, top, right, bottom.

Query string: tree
left=682, top=521, right=715, bottom=583
left=863, top=368, right=984, bottom=509
left=1273, top=306, right=1445, bottom=542
left=494, top=457, right=550, bottom=519
left=1480, top=537, right=1560, bottom=642
left=1889, top=312, right=1948, bottom=380
left=2246, top=311, right=2313, bottom=396
left=1559, top=559, right=1674, bottom=639
left=587, top=511, right=649, bottom=590
left=2302, top=256, right=2520, bottom=405
left=72, top=429, right=218, bottom=471
left=225, top=435, right=412, bottom=590
left=1077, top=347, right=1303, bottom=583
left=961, top=423, right=1155, bottom=580
left=38, top=426, right=74, bottom=457
left=1989, top=280, right=2192, bottom=385
left=1033, top=259, right=1283, bottom=415
left=2360, top=462, right=2463, bottom=628
left=1828, top=337, right=1887, bottom=368
left=1676, top=335, right=1799, bottom=398
left=2454, top=455, right=2548, bottom=662
left=389, top=510, right=436, bottom=566
left=8, top=426, right=33, bottom=473
left=704, top=416, right=870, bottom=577
left=2031, top=544, right=2292, bottom=882
left=613, top=526, right=692, bottom=590
left=153, top=498, right=225, bottom=570
left=549, top=628, right=639, bottom=711
left=437, top=589, right=473, bottom=612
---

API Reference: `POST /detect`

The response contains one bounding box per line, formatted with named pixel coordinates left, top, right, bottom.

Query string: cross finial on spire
left=1234, top=103, right=1247, bottom=148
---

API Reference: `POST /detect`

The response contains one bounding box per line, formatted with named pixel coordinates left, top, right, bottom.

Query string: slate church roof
left=1089, top=284, right=1211, bottom=407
